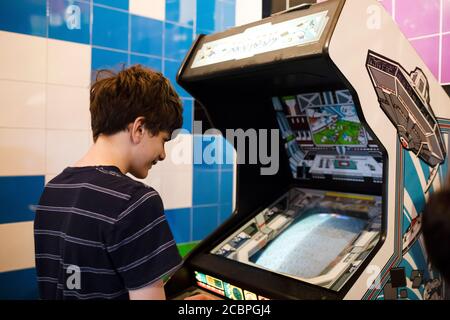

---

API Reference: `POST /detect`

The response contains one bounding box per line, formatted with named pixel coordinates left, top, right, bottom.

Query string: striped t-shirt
left=34, top=166, right=183, bottom=300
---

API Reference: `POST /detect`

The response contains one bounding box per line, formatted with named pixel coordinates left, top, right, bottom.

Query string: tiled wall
left=316, top=0, right=449, bottom=84
left=0, top=0, right=239, bottom=299
left=378, top=0, right=450, bottom=84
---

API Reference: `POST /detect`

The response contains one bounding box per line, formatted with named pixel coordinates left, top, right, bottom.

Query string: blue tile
left=220, top=1, right=235, bottom=31
left=130, top=15, right=163, bottom=56
left=219, top=170, right=233, bottom=204
left=91, top=47, right=128, bottom=75
left=166, top=0, right=195, bottom=26
left=193, top=170, right=219, bottom=205
left=93, top=0, right=129, bottom=10
left=0, top=176, right=44, bottom=224
left=193, top=205, right=219, bottom=241
left=221, top=137, right=235, bottom=171
left=182, top=98, right=193, bottom=133
left=48, top=0, right=90, bottom=44
left=0, top=0, right=47, bottom=37
left=195, top=135, right=234, bottom=170
left=196, top=0, right=217, bottom=32
left=0, top=268, right=38, bottom=300
left=219, top=203, right=233, bottom=224
left=92, top=6, right=128, bottom=50
left=164, top=22, right=194, bottom=61
left=130, top=54, right=162, bottom=71
left=165, top=208, right=191, bottom=243
left=164, top=59, right=190, bottom=97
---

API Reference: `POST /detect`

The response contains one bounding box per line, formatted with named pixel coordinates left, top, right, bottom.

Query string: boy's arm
left=129, top=279, right=166, bottom=300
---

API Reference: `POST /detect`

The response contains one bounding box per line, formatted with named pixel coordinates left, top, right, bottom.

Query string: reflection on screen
left=250, top=212, right=366, bottom=278
left=211, top=188, right=382, bottom=291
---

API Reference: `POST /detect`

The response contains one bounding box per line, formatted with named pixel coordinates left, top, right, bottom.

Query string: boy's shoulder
left=92, top=166, right=155, bottom=195
left=48, top=166, right=160, bottom=206
left=96, top=167, right=157, bottom=197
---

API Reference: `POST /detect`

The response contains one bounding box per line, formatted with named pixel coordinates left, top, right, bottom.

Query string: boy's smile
left=130, top=128, right=170, bottom=179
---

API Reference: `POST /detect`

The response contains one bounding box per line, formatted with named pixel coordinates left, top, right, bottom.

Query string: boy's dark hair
left=422, top=189, right=450, bottom=283
left=90, top=65, right=183, bottom=142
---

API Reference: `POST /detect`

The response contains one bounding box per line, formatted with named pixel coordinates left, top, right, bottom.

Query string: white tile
left=46, top=84, right=90, bottom=130
left=129, top=0, right=165, bottom=21
left=141, top=171, right=164, bottom=193
left=0, top=80, right=46, bottom=129
left=0, top=128, right=46, bottom=176
left=159, top=133, right=193, bottom=173
left=236, top=0, right=262, bottom=26
left=0, top=31, right=47, bottom=83
left=178, top=0, right=195, bottom=26
left=0, top=221, right=35, bottom=272
left=47, top=39, right=91, bottom=87
left=46, top=130, right=92, bottom=175
left=160, top=170, right=192, bottom=209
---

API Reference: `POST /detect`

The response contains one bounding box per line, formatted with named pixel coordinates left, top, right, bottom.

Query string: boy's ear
left=130, top=116, right=146, bottom=144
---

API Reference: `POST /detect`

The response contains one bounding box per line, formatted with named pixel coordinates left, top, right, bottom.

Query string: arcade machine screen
left=273, top=89, right=383, bottom=182
left=208, top=89, right=383, bottom=293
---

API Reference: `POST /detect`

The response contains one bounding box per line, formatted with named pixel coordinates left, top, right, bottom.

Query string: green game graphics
left=312, top=120, right=363, bottom=145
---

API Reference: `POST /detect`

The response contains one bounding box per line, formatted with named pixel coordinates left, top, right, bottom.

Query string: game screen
left=273, top=90, right=383, bottom=183
left=211, top=188, right=382, bottom=291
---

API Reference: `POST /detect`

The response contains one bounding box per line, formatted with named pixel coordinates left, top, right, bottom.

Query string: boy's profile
left=34, top=65, right=187, bottom=300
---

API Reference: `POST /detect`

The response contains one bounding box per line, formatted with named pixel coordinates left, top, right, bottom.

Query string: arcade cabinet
left=165, top=0, right=450, bottom=300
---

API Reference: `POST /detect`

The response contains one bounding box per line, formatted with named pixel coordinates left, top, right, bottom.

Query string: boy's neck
left=73, top=133, right=131, bottom=175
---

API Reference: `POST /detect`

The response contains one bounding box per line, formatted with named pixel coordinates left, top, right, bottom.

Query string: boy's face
left=130, top=130, right=170, bottom=179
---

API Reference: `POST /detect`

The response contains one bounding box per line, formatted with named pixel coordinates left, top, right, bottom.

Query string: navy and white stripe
left=116, top=239, right=176, bottom=273
left=107, top=215, right=166, bottom=252
left=36, top=205, right=117, bottom=224
left=35, top=191, right=160, bottom=225
left=117, top=191, right=158, bottom=220
left=127, top=260, right=184, bottom=291
left=35, top=253, right=61, bottom=261
left=37, top=277, right=59, bottom=284
left=35, top=229, right=106, bottom=249
left=34, top=166, right=182, bottom=300
left=46, top=182, right=131, bottom=200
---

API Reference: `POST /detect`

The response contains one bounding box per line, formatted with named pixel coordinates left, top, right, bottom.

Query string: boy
left=34, top=65, right=185, bottom=300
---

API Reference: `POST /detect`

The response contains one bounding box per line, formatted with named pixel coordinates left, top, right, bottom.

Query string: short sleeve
left=106, top=188, right=183, bottom=290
